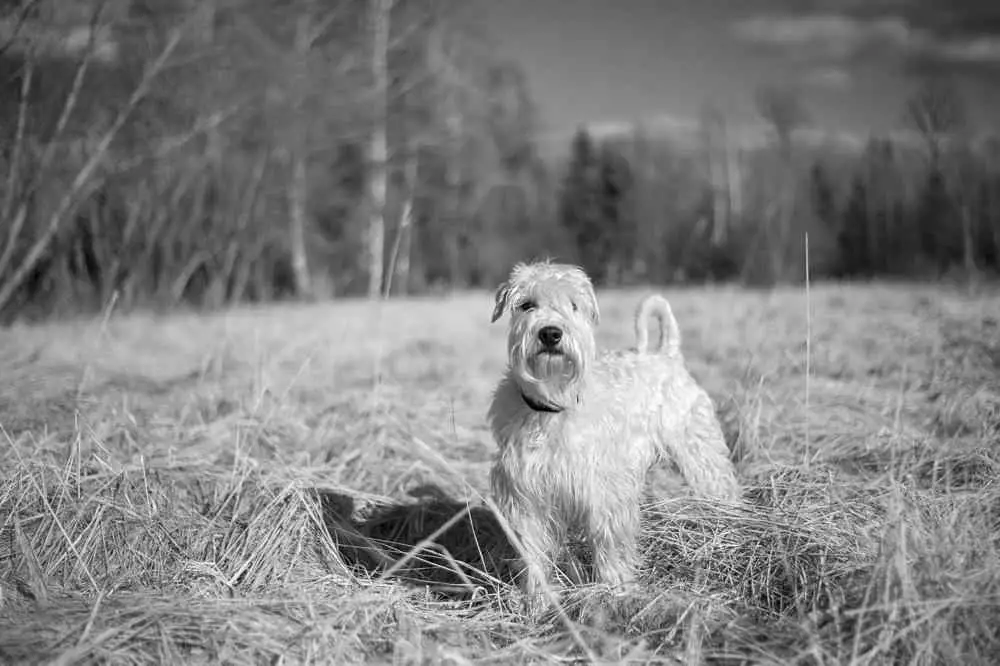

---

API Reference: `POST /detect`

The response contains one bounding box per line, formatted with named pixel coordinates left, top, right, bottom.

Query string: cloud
left=586, top=119, right=645, bottom=139
left=733, top=7, right=1000, bottom=82
left=732, top=14, right=914, bottom=61
left=936, top=36, right=1000, bottom=64
left=805, top=66, right=854, bottom=89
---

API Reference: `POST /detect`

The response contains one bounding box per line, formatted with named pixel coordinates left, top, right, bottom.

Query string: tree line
left=0, top=1, right=997, bottom=323
left=555, top=81, right=1000, bottom=287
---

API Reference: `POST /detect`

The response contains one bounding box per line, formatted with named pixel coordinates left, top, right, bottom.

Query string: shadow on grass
left=316, top=476, right=875, bottom=618
left=318, top=487, right=521, bottom=595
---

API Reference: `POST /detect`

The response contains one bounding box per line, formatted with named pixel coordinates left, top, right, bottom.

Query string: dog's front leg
left=505, top=505, right=564, bottom=612
left=587, top=501, right=641, bottom=590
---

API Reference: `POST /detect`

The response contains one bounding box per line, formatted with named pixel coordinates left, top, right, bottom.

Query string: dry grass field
left=2, top=283, right=999, bottom=664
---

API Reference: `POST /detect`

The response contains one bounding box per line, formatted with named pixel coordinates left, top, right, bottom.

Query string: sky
left=481, top=0, right=1000, bottom=147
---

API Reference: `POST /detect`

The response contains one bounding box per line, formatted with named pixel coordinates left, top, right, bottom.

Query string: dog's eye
left=520, top=301, right=536, bottom=312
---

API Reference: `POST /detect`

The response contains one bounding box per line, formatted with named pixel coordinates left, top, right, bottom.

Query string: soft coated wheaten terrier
left=488, top=261, right=740, bottom=601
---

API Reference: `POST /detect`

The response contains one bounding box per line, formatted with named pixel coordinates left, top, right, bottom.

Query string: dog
left=487, top=261, right=740, bottom=602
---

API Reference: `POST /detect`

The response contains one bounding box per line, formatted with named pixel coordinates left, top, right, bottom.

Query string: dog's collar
left=521, top=393, right=564, bottom=413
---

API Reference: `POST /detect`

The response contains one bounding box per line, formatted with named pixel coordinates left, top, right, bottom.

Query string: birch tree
left=699, top=102, right=732, bottom=246
left=366, top=0, right=391, bottom=299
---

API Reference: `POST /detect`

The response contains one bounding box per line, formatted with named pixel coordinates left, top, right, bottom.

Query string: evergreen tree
left=838, top=175, right=871, bottom=277
left=809, top=162, right=837, bottom=231
left=597, top=141, right=634, bottom=283
left=917, top=168, right=953, bottom=274
left=558, top=128, right=605, bottom=279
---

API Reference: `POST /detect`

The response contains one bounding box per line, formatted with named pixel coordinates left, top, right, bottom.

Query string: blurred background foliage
left=0, top=0, right=998, bottom=322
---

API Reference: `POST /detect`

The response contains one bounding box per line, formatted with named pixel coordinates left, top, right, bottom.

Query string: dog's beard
left=528, top=350, right=573, bottom=381
left=509, top=328, right=589, bottom=410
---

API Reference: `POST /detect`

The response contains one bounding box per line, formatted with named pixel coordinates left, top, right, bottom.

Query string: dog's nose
left=538, top=326, right=563, bottom=348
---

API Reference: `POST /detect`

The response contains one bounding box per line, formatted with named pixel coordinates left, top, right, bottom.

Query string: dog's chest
left=497, top=412, right=642, bottom=500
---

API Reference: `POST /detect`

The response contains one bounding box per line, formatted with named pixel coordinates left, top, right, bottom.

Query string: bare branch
left=107, top=101, right=248, bottom=175
left=0, top=44, right=33, bottom=224
left=0, top=29, right=184, bottom=315
left=906, top=77, right=966, bottom=163
left=23, top=0, right=108, bottom=200
left=0, top=0, right=42, bottom=59
left=0, top=52, right=33, bottom=278
left=0, top=0, right=118, bottom=62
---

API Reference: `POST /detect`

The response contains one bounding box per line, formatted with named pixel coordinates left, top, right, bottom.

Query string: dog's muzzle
left=538, top=326, right=563, bottom=350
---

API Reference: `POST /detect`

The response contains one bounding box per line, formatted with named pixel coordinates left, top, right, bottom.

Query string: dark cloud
left=901, top=1, right=1000, bottom=40
left=904, top=50, right=1000, bottom=82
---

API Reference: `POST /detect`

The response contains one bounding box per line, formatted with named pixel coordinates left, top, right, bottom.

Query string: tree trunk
left=730, top=146, right=745, bottom=221
left=386, top=188, right=412, bottom=298
left=703, top=112, right=730, bottom=247
left=366, top=0, right=392, bottom=300
left=288, top=152, right=312, bottom=298
left=287, top=15, right=314, bottom=300
left=443, top=125, right=462, bottom=287
left=715, top=120, right=731, bottom=246
left=775, top=144, right=796, bottom=282
left=961, top=204, right=976, bottom=274
left=386, top=149, right=417, bottom=297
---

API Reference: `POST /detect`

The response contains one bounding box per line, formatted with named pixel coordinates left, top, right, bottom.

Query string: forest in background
left=1, top=0, right=998, bottom=323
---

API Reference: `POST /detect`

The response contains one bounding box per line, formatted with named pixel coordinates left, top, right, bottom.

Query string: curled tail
left=635, top=294, right=681, bottom=356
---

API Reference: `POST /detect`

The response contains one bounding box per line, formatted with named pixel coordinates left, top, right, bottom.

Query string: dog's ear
left=491, top=281, right=510, bottom=323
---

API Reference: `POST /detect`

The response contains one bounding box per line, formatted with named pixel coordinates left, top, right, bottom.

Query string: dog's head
left=491, top=261, right=598, bottom=410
